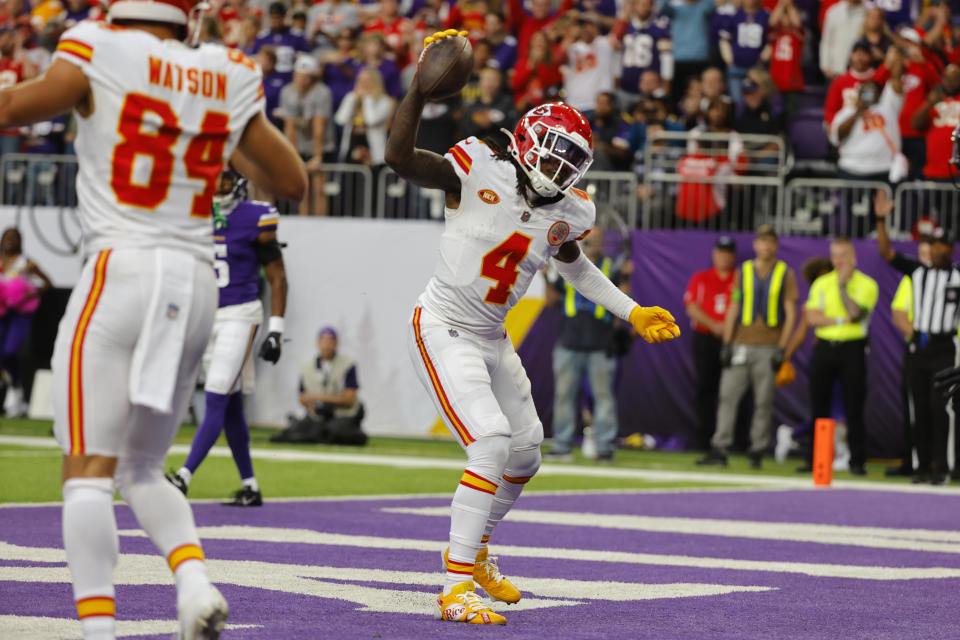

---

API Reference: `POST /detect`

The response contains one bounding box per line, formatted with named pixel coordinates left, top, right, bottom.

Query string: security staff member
left=544, top=226, right=631, bottom=462
left=805, top=238, right=878, bottom=476
left=698, top=225, right=798, bottom=469
left=886, top=238, right=931, bottom=477
left=876, top=192, right=960, bottom=485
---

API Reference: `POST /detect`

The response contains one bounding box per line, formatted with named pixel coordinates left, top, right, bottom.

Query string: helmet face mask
left=213, top=167, right=248, bottom=212
left=503, top=103, right=594, bottom=198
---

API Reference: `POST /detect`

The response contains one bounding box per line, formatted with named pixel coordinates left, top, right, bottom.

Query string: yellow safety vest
left=741, top=260, right=787, bottom=327
left=565, top=257, right=612, bottom=320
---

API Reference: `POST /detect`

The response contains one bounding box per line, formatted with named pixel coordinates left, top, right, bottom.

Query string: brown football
left=417, top=35, right=473, bottom=100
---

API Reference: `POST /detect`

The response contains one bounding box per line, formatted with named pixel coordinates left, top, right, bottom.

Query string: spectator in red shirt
left=445, top=0, right=490, bottom=42
left=900, top=27, right=943, bottom=178
left=684, top=236, right=737, bottom=450
left=823, top=41, right=890, bottom=126
left=511, top=29, right=563, bottom=110
left=768, top=0, right=805, bottom=117
left=364, top=0, right=414, bottom=68
left=0, top=26, right=27, bottom=162
left=507, top=0, right=575, bottom=62
left=912, top=64, right=960, bottom=180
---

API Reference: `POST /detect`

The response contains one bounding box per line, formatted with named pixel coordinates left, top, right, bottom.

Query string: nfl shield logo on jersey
left=547, top=221, right=570, bottom=246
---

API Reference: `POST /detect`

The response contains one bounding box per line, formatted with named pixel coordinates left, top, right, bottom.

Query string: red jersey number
left=110, top=93, right=231, bottom=217
left=481, top=232, right=533, bottom=305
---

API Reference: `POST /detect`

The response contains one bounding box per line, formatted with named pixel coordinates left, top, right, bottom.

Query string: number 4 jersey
left=418, top=137, right=596, bottom=335
left=54, top=21, right=264, bottom=262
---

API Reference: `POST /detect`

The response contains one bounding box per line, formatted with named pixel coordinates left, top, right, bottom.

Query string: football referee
left=876, top=192, right=960, bottom=485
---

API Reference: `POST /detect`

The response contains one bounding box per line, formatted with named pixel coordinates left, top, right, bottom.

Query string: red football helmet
left=504, top=102, right=594, bottom=197
left=109, top=0, right=208, bottom=41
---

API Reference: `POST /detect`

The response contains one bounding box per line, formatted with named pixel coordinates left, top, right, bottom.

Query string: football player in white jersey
left=0, top=0, right=306, bottom=638
left=386, top=30, right=681, bottom=626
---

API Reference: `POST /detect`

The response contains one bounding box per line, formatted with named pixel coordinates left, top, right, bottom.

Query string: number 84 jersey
left=53, top=21, right=264, bottom=262
left=418, top=136, right=596, bottom=335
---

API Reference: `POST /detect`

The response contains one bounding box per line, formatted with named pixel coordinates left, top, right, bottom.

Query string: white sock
left=117, top=467, right=209, bottom=594
left=444, top=469, right=498, bottom=594
left=242, top=476, right=259, bottom=492
left=62, top=478, right=118, bottom=640
left=176, top=467, right=193, bottom=486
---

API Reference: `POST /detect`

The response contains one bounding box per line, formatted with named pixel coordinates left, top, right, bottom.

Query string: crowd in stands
left=1, top=0, right=960, bottom=216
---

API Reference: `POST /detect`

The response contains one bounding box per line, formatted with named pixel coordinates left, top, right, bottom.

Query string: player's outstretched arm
left=384, top=76, right=461, bottom=201
left=554, top=241, right=680, bottom=344
left=236, top=112, right=307, bottom=202
left=257, top=229, right=287, bottom=364
left=0, top=59, right=89, bottom=128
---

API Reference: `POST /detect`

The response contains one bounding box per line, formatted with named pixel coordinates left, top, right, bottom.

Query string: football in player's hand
left=417, top=32, right=473, bottom=100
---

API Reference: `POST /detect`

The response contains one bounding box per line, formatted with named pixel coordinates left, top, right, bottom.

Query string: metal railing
left=641, top=132, right=787, bottom=232
left=782, top=179, right=893, bottom=239
left=893, top=181, right=960, bottom=240
left=7, top=150, right=960, bottom=240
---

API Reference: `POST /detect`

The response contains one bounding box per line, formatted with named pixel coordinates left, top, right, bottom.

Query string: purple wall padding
left=520, top=230, right=920, bottom=456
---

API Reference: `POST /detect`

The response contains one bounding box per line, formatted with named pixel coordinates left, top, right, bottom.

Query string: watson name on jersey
left=53, top=20, right=264, bottom=261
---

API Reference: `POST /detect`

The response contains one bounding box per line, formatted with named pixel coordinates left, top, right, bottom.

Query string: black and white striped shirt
left=893, top=253, right=960, bottom=335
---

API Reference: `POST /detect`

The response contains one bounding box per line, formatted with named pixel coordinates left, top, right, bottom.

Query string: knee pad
left=465, top=434, right=511, bottom=481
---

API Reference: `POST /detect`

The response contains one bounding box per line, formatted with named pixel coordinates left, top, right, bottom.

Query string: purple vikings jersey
left=619, top=16, right=671, bottom=93
left=252, top=29, right=311, bottom=82
left=214, top=201, right=279, bottom=308
left=720, top=8, right=770, bottom=68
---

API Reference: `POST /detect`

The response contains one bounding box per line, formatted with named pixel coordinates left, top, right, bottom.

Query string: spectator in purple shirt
left=352, top=32, right=403, bottom=98
left=484, top=11, right=518, bottom=72
left=60, top=0, right=97, bottom=28
left=253, top=2, right=312, bottom=84
left=718, top=0, right=770, bottom=104
left=321, top=28, right=362, bottom=111
left=590, top=92, right=633, bottom=170
left=255, top=47, right=286, bottom=130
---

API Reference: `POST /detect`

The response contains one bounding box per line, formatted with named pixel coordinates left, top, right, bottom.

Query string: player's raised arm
left=385, top=30, right=466, bottom=200
left=235, top=111, right=308, bottom=202
left=554, top=240, right=681, bottom=344
left=0, top=58, right=89, bottom=128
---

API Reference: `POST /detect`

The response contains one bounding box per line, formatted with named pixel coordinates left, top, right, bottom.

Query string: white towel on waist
left=129, top=248, right=194, bottom=413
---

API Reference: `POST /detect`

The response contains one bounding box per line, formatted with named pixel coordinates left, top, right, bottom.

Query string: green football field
left=0, top=418, right=913, bottom=503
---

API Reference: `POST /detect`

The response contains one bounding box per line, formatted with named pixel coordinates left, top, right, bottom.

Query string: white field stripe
left=0, top=616, right=259, bottom=640
left=5, top=434, right=960, bottom=494
left=117, top=527, right=960, bottom=581
left=0, top=542, right=772, bottom=610
left=387, top=507, right=960, bottom=555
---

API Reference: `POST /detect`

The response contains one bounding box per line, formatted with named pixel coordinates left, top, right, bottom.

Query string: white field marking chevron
left=0, top=542, right=773, bottom=611
left=385, top=507, right=960, bottom=555
left=115, top=526, right=960, bottom=581
left=4, top=434, right=959, bottom=494
left=0, top=616, right=260, bottom=640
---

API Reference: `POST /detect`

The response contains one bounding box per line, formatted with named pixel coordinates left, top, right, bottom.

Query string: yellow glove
left=629, top=306, right=681, bottom=344
left=423, top=28, right=468, bottom=48
left=776, top=361, right=796, bottom=387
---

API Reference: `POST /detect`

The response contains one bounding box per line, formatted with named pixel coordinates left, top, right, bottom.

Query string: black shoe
left=885, top=465, right=913, bottom=478
left=696, top=449, right=728, bottom=467
left=748, top=452, right=762, bottom=470
left=595, top=452, right=614, bottom=464
left=165, top=470, right=188, bottom=496
left=931, top=473, right=949, bottom=486
left=849, top=464, right=867, bottom=476
left=796, top=463, right=813, bottom=473
left=951, top=469, right=960, bottom=482
left=222, top=486, right=262, bottom=506
left=912, top=472, right=932, bottom=484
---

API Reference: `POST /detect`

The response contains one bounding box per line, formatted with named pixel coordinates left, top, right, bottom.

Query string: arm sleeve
left=553, top=251, right=638, bottom=321
left=891, top=252, right=921, bottom=275
left=344, top=365, right=358, bottom=390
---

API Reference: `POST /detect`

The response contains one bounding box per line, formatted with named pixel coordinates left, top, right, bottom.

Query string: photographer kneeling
left=271, top=326, right=367, bottom=445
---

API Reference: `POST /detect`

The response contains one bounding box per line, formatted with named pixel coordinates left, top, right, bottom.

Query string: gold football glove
left=776, top=361, right=796, bottom=387
left=629, top=306, right=681, bottom=344
left=423, top=28, right=468, bottom=48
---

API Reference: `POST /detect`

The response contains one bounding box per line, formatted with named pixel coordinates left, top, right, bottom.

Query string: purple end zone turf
left=3, top=489, right=960, bottom=639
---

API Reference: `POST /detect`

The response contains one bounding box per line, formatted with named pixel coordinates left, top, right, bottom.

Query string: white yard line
left=3, top=434, right=959, bottom=495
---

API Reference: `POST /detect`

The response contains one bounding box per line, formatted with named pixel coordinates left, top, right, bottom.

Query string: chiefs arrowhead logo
left=478, top=189, right=500, bottom=205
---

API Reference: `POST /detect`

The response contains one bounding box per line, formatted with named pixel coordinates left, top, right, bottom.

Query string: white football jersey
left=54, top=21, right=264, bottom=261
left=418, top=136, right=596, bottom=334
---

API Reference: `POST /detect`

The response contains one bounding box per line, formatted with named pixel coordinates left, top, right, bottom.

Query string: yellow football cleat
left=443, top=547, right=521, bottom=603
left=436, top=582, right=507, bottom=625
